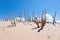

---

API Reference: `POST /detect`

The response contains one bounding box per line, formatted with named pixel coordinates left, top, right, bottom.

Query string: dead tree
left=11, top=20, right=16, bottom=27
left=4, top=16, right=8, bottom=21
left=38, top=9, right=46, bottom=32
left=26, top=12, right=28, bottom=21
left=32, top=9, right=46, bottom=32
left=19, top=9, right=22, bottom=22
left=2, top=16, right=5, bottom=21
left=52, top=11, right=56, bottom=25
left=24, top=9, right=26, bottom=21
left=38, top=10, right=40, bottom=23
left=27, top=12, right=31, bottom=22
left=8, top=14, right=12, bottom=21
left=32, top=17, right=39, bottom=30
left=8, top=9, right=16, bottom=27
left=32, top=10, right=35, bottom=21
left=20, top=10, right=22, bottom=18
left=28, top=16, right=31, bottom=22
left=9, top=14, right=16, bottom=27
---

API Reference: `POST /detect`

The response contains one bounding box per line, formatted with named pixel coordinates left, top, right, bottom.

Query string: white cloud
left=56, top=20, right=60, bottom=23
left=21, top=18, right=25, bottom=21
left=46, top=14, right=60, bottom=23
left=46, top=14, right=53, bottom=22
left=15, top=17, right=25, bottom=21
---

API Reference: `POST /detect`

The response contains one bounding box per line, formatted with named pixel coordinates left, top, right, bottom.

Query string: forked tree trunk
left=11, top=20, right=16, bottom=27
left=38, top=9, right=46, bottom=32
left=32, top=9, right=46, bottom=31
left=41, top=11, right=46, bottom=27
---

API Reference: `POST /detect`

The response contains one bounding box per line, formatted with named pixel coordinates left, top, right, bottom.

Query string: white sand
left=0, top=21, right=60, bottom=40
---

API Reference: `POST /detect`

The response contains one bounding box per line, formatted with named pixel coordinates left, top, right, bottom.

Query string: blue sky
left=0, top=0, right=60, bottom=21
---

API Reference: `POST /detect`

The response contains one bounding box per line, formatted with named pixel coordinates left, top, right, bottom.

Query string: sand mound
left=0, top=21, right=60, bottom=40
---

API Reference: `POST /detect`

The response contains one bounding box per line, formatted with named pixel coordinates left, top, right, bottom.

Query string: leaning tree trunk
left=38, top=9, right=46, bottom=32
left=41, top=10, right=46, bottom=28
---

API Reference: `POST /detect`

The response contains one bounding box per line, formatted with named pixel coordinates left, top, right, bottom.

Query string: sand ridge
left=0, top=21, right=60, bottom=40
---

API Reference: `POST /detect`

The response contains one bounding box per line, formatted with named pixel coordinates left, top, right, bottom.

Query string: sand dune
left=0, top=21, right=60, bottom=40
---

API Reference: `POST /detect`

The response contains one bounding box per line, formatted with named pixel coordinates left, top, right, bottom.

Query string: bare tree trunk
left=41, top=10, right=46, bottom=27
left=32, top=10, right=35, bottom=21
left=11, top=20, right=16, bottom=27
left=32, top=17, right=40, bottom=30
left=3, top=16, right=5, bottom=21
left=38, top=10, right=40, bottom=23
left=52, top=11, right=56, bottom=25
left=28, top=16, right=31, bottom=22
left=19, top=9, right=22, bottom=22
left=32, top=9, right=46, bottom=31
left=26, top=12, right=28, bottom=21
left=38, top=9, right=46, bottom=32
left=24, top=9, right=26, bottom=21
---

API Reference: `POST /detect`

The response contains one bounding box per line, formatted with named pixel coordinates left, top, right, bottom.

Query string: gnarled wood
left=38, top=9, right=46, bottom=32
left=32, top=9, right=46, bottom=32
left=11, top=20, right=16, bottom=27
